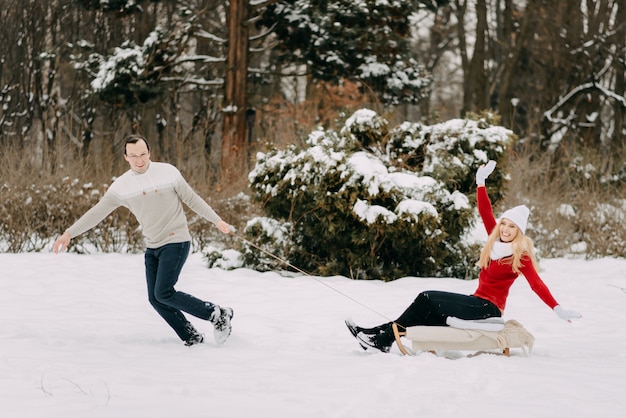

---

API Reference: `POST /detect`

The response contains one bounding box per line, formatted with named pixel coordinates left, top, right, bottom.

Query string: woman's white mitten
left=476, top=160, right=497, bottom=185
left=554, top=305, right=582, bottom=322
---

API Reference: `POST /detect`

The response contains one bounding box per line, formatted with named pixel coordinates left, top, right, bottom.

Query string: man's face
left=124, top=140, right=150, bottom=174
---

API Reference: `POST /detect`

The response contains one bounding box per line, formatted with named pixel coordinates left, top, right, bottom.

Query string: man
left=53, top=134, right=233, bottom=347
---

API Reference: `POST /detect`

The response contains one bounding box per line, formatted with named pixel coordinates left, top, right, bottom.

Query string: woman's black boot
left=346, top=321, right=395, bottom=353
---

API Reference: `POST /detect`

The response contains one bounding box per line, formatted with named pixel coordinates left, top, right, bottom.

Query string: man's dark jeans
left=145, top=241, right=216, bottom=341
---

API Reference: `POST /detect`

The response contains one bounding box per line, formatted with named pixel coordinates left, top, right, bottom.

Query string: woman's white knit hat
left=499, top=205, right=530, bottom=234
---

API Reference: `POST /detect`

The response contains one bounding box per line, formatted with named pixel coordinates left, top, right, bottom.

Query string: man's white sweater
left=66, top=162, right=221, bottom=248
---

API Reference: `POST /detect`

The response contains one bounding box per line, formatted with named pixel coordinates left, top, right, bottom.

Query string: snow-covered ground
left=2, top=252, right=625, bottom=417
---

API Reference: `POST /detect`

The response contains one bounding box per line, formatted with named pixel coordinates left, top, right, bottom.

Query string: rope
left=230, top=231, right=392, bottom=321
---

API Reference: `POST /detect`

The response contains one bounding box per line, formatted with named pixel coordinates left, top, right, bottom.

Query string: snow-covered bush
left=241, top=109, right=514, bottom=280
left=238, top=217, right=293, bottom=272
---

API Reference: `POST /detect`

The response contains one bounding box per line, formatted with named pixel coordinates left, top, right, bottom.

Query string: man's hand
left=53, top=232, right=71, bottom=254
left=216, top=220, right=232, bottom=234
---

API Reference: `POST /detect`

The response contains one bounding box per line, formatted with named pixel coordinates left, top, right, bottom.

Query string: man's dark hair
left=124, top=134, right=151, bottom=155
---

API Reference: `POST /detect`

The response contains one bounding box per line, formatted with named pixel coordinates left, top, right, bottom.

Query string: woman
left=346, top=160, right=581, bottom=353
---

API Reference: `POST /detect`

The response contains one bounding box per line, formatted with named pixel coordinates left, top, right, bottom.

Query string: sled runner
left=392, top=319, right=534, bottom=357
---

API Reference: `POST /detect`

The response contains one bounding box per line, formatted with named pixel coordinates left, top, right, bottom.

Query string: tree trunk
left=609, top=0, right=625, bottom=173
left=497, top=0, right=537, bottom=128
left=454, top=0, right=470, bottom=115
left=458, top=0, right=488, bottom=115
left=220, top=0, right=250, bottom=182
left=471, top=0, right=488, bottom=111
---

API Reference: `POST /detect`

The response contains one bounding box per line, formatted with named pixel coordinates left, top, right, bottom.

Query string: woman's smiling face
left=499, top=218, right=519, bottom=243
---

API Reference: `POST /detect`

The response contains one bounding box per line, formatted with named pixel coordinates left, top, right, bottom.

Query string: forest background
left=0, top=0, right=624, bottom=267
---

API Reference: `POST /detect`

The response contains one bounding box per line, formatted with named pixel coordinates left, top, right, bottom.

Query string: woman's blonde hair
left=477, top=220, right=538, bottom=274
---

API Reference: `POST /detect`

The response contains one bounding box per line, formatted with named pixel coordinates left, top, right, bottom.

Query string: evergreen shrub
left=214, top=109, right=515, bottom=280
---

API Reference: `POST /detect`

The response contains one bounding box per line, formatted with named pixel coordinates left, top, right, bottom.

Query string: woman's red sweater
left=472, top=186, right=558, bottom=312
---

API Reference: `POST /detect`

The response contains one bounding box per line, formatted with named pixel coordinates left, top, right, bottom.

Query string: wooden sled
left=392, top=320, right=534, bottom=357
